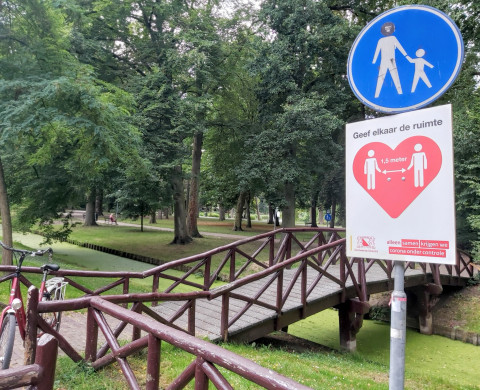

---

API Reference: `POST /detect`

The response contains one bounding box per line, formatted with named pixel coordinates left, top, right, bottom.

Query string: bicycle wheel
left=0, top=313, right=16, bottom=369
left=40, top=277, right=67, bottom=333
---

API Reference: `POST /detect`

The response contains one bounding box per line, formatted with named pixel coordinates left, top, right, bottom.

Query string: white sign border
left=347, top=5, right=464, bottom=114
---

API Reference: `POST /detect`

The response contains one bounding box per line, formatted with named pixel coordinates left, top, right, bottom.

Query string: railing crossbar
left=164, top=259, right=208, bottom=293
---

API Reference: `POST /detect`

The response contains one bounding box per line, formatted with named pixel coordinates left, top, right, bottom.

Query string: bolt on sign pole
left=346, top=5, right=464, bottom=390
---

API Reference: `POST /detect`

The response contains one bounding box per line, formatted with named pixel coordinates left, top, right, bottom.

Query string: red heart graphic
left=352, top=136, right=442, bottom=218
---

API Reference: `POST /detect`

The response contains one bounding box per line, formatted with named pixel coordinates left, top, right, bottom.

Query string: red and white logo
left=356, top=236, right=376, bottom=250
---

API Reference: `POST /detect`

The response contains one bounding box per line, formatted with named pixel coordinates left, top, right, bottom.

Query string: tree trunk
left=149, top=212, right=157, bottom=224
left=255, top=197, right=261, bottom=221
left=84, top=190, right=98, bottom=226
left=246, top=192, right=252, bottom=228
left=282, top=181, right=296, bottom=228
left=95, top=190, right=103, bottom=216
left=310, top=197, right=318, bottom=227
left=233, top=192, right=247, bottom=231
left=330, top=199, right=336, bottom=228
left=187, top=131, right=203, bottom=238
left=267, top=204, right=274, bottom=224
left=0, top=157, right=13, bottom=265
left=219, top=204, right=225, bottom=221
left=171, top=165, right=192, bottom=244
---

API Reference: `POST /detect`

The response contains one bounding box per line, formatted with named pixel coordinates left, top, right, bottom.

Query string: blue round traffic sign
left=347, top=5, right=464, bottom=114
left=325, top=213, right=332, bottom=222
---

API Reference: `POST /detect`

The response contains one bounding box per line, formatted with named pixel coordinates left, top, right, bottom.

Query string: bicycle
left=0, top=241, right=67, bottom=369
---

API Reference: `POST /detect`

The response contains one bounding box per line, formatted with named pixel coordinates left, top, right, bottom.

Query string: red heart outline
left=352, top=136, right=442, bottom=218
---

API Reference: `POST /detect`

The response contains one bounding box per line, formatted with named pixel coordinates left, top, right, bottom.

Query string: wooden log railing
left=1, top=228, right=474, bottom=303
left=0, top=334, right=58, bottom=390
left=25, top=289, right=312, bottom=390
left=1, top=228, right=476, bottom=345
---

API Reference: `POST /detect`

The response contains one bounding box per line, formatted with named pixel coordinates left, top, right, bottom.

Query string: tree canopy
left=0, top=0, right=479, bottom=259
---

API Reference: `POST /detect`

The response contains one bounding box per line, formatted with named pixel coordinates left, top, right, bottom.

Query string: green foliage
left=467, top=272, right=480, bottom=286
left=34, top=215, right=79, bottom=245
left=0, top=0, right=141, bottom=237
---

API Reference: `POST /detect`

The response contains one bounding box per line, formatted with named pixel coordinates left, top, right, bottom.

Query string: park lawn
left=0, top=234, right=222, bottom=304
left=66, top=224, right=326, bottom=277
left=55, top=341, right=392, bottom=390
left=55, top=333, right=473, bottom=390
left=68, top=224, right=242, bottom=260
left=120, top=216, right=282, bottom=236
left=119, top=215, right=334, bottom=238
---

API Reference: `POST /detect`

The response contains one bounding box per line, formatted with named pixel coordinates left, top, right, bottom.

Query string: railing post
left=152, top=274, right=159, bottom=307
left=221, top=294, right=229, bottom=342
left=195, top=357, right=208, bottom=390
left=301, top=261, right=307, bottom=318
left=286, top=232, right=292, bottom=262
left=229, top=250, right=236, bottom=282
left=204, top=256, right=211, bottom=290
left=35, top=334, right=59, bottom=390
left=269, top=236, right=275, bottom=267
left=357, top=259, right=368, bottom=302
left=276, top=270, right=284, bottom=316
left=340, top=246, right=346, bottom=302
left=132, top=303, right=142, bottom=341
left=317, top=233, right=323, bottom=266
left=25, top=286, right=39, bottom=365
left=85, top=307, right=98, bottom=362
left=188, top=300, right=196, bottom=335
left=122, top=278, right=129, bottom=308
left=146, top=334, right=161, bottom=390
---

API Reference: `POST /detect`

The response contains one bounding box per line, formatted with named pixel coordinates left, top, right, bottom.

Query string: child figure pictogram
left=406, top=49, right=434, bottom=93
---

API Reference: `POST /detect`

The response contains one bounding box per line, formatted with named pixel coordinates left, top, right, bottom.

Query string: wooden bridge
left=146, top=228, right=474, bottom=349
left=1, top=227, right=476, bottom=388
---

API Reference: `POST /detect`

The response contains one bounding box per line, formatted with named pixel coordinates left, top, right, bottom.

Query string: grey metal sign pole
left=389, top=261, right=407, bottom=389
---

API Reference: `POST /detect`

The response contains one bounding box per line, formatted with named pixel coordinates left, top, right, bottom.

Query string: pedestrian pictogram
left=347, top=5, right=464, bottom=113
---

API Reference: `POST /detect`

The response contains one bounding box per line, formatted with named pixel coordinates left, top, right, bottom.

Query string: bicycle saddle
left=41, top=264, right=60, bottom=272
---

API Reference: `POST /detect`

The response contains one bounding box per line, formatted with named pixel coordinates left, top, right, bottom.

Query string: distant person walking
left=109, top=213, right=118, bottom=225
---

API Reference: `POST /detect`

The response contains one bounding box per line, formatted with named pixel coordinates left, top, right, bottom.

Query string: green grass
left=0, top=233, right=222, bottom=304
left=54, top=342, right=392, bottom=390
left=54, top=327, right=480, bottom=390
left=65, top=224, right=328, bottom=279
left=289, top=309, right=480, bottom=389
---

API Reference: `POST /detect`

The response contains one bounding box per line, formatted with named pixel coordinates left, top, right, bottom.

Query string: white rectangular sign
left=346, top=104, right=456, bottom=264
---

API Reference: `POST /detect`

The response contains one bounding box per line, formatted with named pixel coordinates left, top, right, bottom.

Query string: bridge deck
left=153, top=263, right=432, bottom=342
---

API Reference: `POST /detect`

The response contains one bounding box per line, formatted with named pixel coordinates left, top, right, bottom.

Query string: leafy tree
left=0, top=0, right=140, bottom=265
left=248, top=0, right=356, bottom=228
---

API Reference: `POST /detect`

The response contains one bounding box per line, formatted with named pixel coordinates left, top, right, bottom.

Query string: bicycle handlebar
left=0, top=241, right=53, bottom=257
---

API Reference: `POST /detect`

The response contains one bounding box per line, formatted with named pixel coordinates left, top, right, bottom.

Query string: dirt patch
left=254, top=331, right=335, bottom=353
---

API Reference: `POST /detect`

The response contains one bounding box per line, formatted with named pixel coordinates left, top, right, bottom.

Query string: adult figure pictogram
left=364, top=150, right=382, bottom=190
left=372, top=22, right=409, bottom=98
left=407, top=143, right=427, bottom=187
